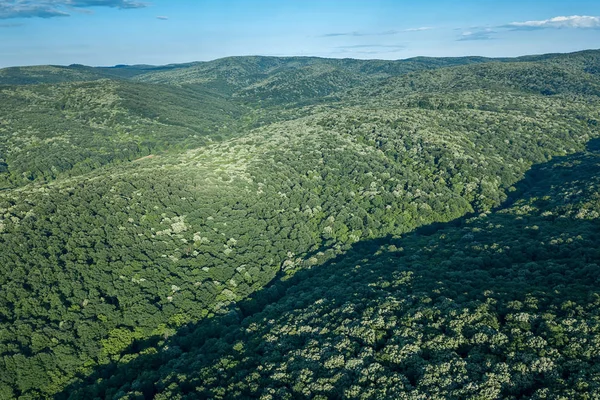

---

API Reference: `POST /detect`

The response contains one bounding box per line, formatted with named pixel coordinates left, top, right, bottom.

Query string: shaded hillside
left=62, top=144, right=600, bottom=399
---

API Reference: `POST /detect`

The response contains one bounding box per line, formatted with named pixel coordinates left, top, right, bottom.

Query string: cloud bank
left=0, top=0, right=147, bottom=19
left=321, top=30, right=398, bottom=37
left=337, top=44, right=406, bottom=50
left=69, top=0, right=145, bottom=9
left=458, top=15, right=600, bottom=41
left=506, top=15, right=600, bottom=30
left=404, top=26, right=433, bottom=32
left=458, top=29, right=495, bottom=41
left=334, top=44, right=406, bottom=55
left=321, top=27, right=434, bottom=37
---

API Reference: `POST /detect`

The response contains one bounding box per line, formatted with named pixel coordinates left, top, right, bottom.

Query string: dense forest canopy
left=1, top=50, right=600, bottom=399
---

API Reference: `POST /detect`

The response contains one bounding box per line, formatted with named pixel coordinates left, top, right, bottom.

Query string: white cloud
left=457, top=15, right=600, bottom=41
left=457, top=29, right=495, bottom=41
left=404, top=27, right=434, bottom=32
left=321, top=30, right=398, bottom=37
left=0, top=0, right=147, bottom=19
left=507, top=15, right=600, bottom=29
left=321, top=27, right=434, bottom=37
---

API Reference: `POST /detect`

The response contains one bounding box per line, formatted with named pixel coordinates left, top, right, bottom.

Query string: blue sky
left=1, top=0, right=599, bottom=67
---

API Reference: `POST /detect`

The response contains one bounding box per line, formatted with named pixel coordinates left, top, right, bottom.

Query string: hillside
left=0, top=55, right=507, bottom=189
left=130, top=56, right=489, bottom=91
left=0, top=65, right=117, bottom=85
left=0, top=50, right=600, bottom=398
left=0, top=79, right=249, bottom=188
left=63, top=141, right=600, bottom=400
left=347, top=61, right=600, bottom=102
left=0, top=63, right=202, bottom=85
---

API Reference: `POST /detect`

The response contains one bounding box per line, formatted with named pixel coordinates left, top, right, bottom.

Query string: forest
left=1, top=49, right=600, bottom=399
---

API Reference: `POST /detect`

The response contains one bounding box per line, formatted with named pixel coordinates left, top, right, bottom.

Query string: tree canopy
left=1, top=50, right=600, bottom=399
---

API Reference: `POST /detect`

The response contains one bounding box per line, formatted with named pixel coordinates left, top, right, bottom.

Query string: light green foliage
left=0, top=79, right=249, bottom=188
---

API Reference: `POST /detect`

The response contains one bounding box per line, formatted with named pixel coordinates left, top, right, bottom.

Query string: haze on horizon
left=1, top=0, right=600, bottom=68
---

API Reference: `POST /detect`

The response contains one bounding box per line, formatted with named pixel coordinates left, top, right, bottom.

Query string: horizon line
left=0, top=48, right=598, bottom=70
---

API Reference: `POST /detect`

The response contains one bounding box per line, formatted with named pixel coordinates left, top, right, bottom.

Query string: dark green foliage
left=63, top=146, right=600, bottom=400
left=0, top=50, right=600, bottom=398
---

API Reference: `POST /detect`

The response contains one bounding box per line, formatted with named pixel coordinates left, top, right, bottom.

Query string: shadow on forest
left=57, top=140, right=600, bottom=399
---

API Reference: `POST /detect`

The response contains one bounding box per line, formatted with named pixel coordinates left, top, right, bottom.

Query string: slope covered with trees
left=74, top=142, right=600, bottom=400
left=0, top=50, right=599, bottom=398
left=0, top=79, right=249, bottom=188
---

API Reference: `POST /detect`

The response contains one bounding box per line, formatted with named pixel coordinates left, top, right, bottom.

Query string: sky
left=0, top=0, right=599, bottom=67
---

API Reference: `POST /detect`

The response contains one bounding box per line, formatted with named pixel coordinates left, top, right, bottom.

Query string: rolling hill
left=0, top=50, right=600, bottom=399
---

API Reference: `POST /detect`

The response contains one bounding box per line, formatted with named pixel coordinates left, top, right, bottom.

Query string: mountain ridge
left=2, top=48, right=598, bottom=87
